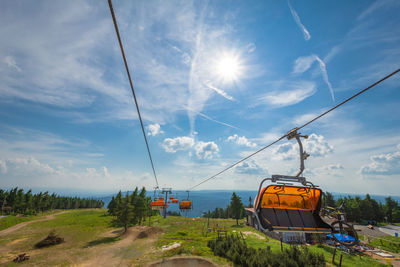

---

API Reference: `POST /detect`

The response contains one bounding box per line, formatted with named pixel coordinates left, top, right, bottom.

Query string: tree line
left=107, top=187, right=154, bottom=232
left=203, top=192, right=245, bottom=224
left=0, top=187, right=104, bottom=215
left=323, top=192, right=400, bottom=223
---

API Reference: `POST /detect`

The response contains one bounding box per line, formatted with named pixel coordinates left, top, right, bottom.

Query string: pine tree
left=108, top=196, right=116, bottom=215
left=136, top=187, right=147, bottom=225
left=229, top=192, right=244, bottom=225
left=115, top=193, right=133, bottom=232
left=130, top=187, right=139, bottom=224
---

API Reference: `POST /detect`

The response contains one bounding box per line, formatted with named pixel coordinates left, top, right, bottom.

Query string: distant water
left=98, top=190, right=400, bottom=217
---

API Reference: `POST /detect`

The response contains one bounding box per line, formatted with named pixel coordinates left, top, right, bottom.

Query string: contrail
left=315, top=56, right=335, bottom=101
left=288, top=1, right=311, bottom=41
left=205, top=82, right=235, bottom=101
left=183, top=106, right=241, bottom=131
left=196, top=112, right=241, bottom=131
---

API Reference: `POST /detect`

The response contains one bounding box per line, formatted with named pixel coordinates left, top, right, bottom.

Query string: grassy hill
left=0, top=209, right=388, bottom=266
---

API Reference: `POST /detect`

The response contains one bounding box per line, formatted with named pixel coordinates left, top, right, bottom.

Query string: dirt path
left=0, top=211, right=68, bottom=237
left=81, top=226, right=161, bottom=267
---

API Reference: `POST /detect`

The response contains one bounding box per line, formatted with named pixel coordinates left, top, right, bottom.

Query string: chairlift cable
left=187, top=68, right=400, bottom=191
left=107, top=0, right=159, bottom=188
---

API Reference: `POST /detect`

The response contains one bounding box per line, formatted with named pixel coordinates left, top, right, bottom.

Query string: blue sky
left=1, top=0, right=400, bottom=195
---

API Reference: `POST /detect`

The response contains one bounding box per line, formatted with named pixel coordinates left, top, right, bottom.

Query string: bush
left=207, top=234, right=325, bottom=267
left=35, top=231, right=64, bottom=248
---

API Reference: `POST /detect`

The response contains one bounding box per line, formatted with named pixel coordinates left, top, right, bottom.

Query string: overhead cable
left=107, top=0, right=159, bottom=188
left=187, top=68, right=400, bottom=191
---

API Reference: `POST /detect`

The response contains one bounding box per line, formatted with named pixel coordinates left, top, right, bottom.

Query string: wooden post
left=339, top=254, right=343, bottom=267
left=280, top=233, right=283, bottom=252
left=332, top=247, right=336, bottom=264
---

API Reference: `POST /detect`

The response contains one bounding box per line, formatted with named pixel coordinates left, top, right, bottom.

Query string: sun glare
left=215, top=52, right=242, bottom=83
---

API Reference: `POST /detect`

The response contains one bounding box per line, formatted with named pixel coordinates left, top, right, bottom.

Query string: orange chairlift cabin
left=170, top=193, right=179, bottom=203
left=179, top=191, right=192, bottom=210
left=150, top=188, right=166, bottom=210
left=246, top=129, right=332, bottom=234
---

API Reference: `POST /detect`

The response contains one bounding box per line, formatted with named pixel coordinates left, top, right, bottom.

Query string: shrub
left=207, top=234, right=325, bottom=267
left=35, top=231, right=64, bottom=248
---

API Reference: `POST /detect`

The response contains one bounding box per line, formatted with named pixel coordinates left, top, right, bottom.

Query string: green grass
left=360, top=232, right=400, bottom=253
left=0, top=216, right=33, bottom=231
left=0, top=210, right=60, bottom=231
left=149, top=216, right=386, bottom=267
left=0, top=209, right=114, bottom=266
left=0, top=210, right=389, bottom=266
left=368, top=235, right=400, bottom=253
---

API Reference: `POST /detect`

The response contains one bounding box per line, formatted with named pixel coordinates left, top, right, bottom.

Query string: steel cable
left=108, top=0, right=159, bottom=188
left=187, top=68, right=400, bottom=191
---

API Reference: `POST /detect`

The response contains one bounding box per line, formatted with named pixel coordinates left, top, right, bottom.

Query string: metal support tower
left=161, top=188, right=172, bottom=218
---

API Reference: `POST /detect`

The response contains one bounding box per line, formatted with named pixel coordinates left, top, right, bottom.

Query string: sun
left=214, top=52, right=242, bottom=83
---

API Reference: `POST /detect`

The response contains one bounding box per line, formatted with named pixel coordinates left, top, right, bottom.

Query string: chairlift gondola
left=150, top=187, right=166, bottom=210
left=179, top=190, right=192, bottom=210
left=246, top=129, right=358, bottom=246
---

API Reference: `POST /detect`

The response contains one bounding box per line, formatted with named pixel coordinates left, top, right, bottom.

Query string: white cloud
left=2, top=157, right=55, bottom=176
left=102, top=166, right=110, bottom=178
left=357, top=0, right=399, bottom=21
left=293, top=55, right=315, bottom=74
left=360, top=144, right=400, bottom=175
left=315, top=164, right=344, bottom=176
left=147, top=123, right=164, bottom=136
left=0, top=125, right=96, bottom=166
left=287, top=1, right=311, bottom=41
left=305, top=134, right=334, bottom=157
left=293, top=113, right=318, bottom=125
left=162, top=136, right=194, bottom=153
left=3, top=56, right=21, bottom=72
left=273, top=133, right=333, bottom=160
left=293, top=55, right=335, bottom=101
left=0, top=160, right=7, bottom=173
left=227, top=134, right=256, bottom=148
left=0, top=1, right=195, bottom=124
left=260, top=81, right=316, bottom=107
left=235, top=160, right=267, bottom=175
left=195, top=141, right=219, bottom=160
left=0, top=155, right=154, bottom=192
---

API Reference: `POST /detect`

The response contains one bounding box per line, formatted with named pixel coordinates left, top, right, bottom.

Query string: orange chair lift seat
left=179, top=201, right=192, bottom=210
left=150, top=199, right=166, bottom=210
left=256, top=185, right=331, bottom=233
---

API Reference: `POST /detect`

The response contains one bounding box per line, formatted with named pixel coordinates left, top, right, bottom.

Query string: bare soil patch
left=80, top=226, right=162, bottom=267
left=242, top=231, right=266, bottom=240
left=148, top=256, right=218, bottom=267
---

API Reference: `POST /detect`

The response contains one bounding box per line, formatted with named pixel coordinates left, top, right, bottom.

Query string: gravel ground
left=379, top=225, right=400, bottom=237
left=354, top=225, right=389, bottom=238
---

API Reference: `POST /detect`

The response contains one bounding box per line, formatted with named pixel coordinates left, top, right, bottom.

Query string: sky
left=0, top=0, right=400, bottom=196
